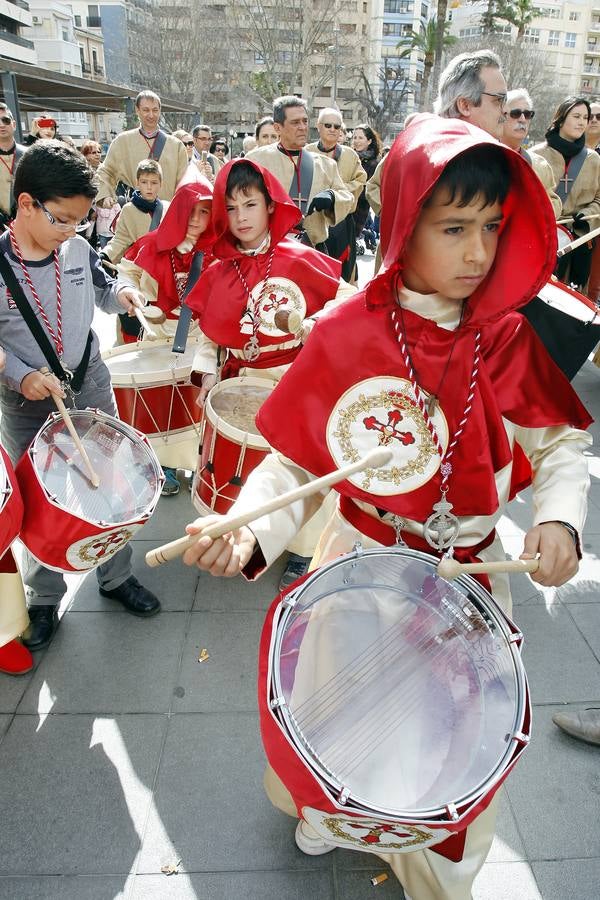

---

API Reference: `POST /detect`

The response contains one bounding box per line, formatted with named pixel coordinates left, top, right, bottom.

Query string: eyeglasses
left=182, top=140, right=194, bottom=146
left=590, top=113, right=600, bottom=121
left=34, top=199, right=90, bottom=233
left=508, top=108, right=535, bottom=120
left=481, top=91, right=507, bottom=104
left=0, top=116, right=13, bottom=125
left=322, top=122, right=342, bottom=129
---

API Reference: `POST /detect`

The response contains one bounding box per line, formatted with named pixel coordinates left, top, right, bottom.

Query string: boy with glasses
left=0, top=140, right=161, bottom=651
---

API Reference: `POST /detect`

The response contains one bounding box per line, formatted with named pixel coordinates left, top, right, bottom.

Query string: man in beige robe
left=247, top=96, right=354, bottom=249
left=96, top=90, right=188, bottom=206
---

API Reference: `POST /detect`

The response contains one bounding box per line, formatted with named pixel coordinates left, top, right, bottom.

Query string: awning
left=0, top=58, right=198, bottom=115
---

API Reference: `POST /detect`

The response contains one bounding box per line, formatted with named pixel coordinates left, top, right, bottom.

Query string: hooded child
left=180, top=116, right=592, bottom=899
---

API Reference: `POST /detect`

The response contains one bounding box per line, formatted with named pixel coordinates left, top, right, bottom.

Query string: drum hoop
left=270, top=545, right=529, bottom=823
left=0, top=451, right=12, bottom=517
left=205, top=376, right=272, bottom=449
left=102, top=336, right=200, bottom=386
left=30, top=408, right=164, bottom=527
left=538, top=281, right=600, bottom=321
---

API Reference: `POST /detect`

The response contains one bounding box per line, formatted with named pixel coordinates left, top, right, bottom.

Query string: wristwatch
left=555, top=521, right=579, bottom=545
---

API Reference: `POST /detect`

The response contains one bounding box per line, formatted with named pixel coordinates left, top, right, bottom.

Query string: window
left=459, top=26, right=483, bottom=38
left=384, top=0, right=413, bottom=12
left=565, top=32, right=576, bottom=49
left=534, top=6, right=560, bottom=18
left=254, top=51, right=264, bottom=64
left=569, top=11, right=579, bottom=21
left=548, top=30, right=559, bottom=46
left=74, top=15, right=81, bottom=26
left=383, top=22, right=412, bottom=36
left=62, top=27, right=69, bottom=41
left=524, top=27, right=540, bottom=44
left=421, top=2, right=427, bottom=16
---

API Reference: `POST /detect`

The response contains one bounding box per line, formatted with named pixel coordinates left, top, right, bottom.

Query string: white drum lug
left=337, top=785, right=350, bottom=805
left=352, top=541, right=363, bottom=556
left=283, top=592, right=299, bottom=608
left=508, top=631, right=524, bottom=644
left=512, top=731, right=530, bottom=746
left=270, top=695, right=286, bottom=710
left=445, top=802, right=459, bottom=821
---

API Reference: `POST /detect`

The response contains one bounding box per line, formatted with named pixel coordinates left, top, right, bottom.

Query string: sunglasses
left=182, top=140, right=194, bottom=146
left=322, top=123, right=342, bottom=129
left=590, top=113, right=600, bottom=121
left=508, top=109, right=535, bottom=120
left=0, top=116, right=13, bottom=125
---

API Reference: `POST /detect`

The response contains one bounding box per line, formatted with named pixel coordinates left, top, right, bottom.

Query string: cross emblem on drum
left=86, top=530, right=129, bottom=560
left=347, top=822, right=415, bottom=844
left=363, top=409, right=416, bottom=447
left=263, top=292, right=290, bottom=313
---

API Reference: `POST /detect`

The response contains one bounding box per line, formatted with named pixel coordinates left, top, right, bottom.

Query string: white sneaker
left=294, top=819, right=336, bottom=856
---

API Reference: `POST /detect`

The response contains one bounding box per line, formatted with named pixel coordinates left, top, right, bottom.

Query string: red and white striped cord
left=9, top=222, right=63, bottom=356
left=233, top=248, right=275, bottom=341
left=391, top=307, right=481, bottom=488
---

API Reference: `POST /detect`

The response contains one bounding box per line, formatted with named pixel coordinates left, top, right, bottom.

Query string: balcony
left=8, top=0, right=29, bottom=9
left=587, top=43, right=600, bottom=54
left=0, top=29, right=33, bottom=49
left=82, top=61, right=91, bottom=73
left=86, top=16, right=101, bottom=27
left=93, top=64, right=104, bottom=76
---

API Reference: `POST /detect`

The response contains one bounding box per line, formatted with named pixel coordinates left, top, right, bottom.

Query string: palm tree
left=398, top=17, right=456, bottom=111
left=496, top=0, right=538, bottom=41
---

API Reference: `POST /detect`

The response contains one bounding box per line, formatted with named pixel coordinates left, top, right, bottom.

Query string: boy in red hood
left=116, top=179, right=216, bottom=494
left=181, top=117, right=591, bottom=898
left=186, top=159, right=355, bottom=586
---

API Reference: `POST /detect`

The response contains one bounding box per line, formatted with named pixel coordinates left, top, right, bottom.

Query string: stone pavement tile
left=138, top=712, right=333, bottom=873
left=0, top=714, right=166, bottom=875
left=487, top=789, right=527, bottom=863
left=568, top=603, right=600, bottom=658
left=532, top=858, right=600, bottom=899
left=17, top=612, right=188, bottom=714
left=555, top=545, right=600, bottom=605
left=472, top=861, right=541, bottom=900
left=505, top=705, right=600, bottom=860
left=0, top=670, right=33, bottom=713
left=193, top=556, right=287, bottom=613
left=135, top=489, right=196, bottom=542
left=129, top=870, right=334, bottom=899
left=0, top=875, right=130, bottom=899
left=68, top=541, right=199, bottom=613
left=513, top=604, right=600, bottom=703
left=173, top=611, right=263, bottom=713
left=0, top=714, right=11, bottom=740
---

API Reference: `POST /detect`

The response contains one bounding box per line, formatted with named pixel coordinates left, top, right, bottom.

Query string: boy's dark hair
left=429, top=145, right=510, bottom=209
left=226, top=162, right=272, bottom=205
left=13, top=140, right=96, bottom=203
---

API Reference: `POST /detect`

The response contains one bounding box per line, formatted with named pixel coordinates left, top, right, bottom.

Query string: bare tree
left=346, top=65, right=415, bottom=139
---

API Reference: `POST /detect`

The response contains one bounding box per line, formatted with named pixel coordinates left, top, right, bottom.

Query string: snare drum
left=193, top=376, right=273, bottom=515
left=522, top=279, right=600, bottom=380
left=260, top=546, right=531, bottom=855
left=16, top=409, right=163, bottom=573
left=0, top=444, right=23, bottom=559
left=103, top=338, right=203, bottom=470
left=556, top=223, right=573, bottom=254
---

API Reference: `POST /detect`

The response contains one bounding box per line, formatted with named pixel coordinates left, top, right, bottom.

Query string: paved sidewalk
left=1, top=271, right=599, bottom=898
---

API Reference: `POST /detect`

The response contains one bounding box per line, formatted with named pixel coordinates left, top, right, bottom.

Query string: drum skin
left=0, top=445, right=23, bottom=560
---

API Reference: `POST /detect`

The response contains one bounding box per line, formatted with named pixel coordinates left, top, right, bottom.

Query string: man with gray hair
left=434, top=49, right=507, bottom=140
left=502, top=88, right=561, bottom=217
left=247, top=95, right=354, bottom=250
left=96, top=90, right=188, bottom=206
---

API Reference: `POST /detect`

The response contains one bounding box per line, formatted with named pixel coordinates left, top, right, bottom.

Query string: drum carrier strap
left=0, top=251, right=92, bottom=392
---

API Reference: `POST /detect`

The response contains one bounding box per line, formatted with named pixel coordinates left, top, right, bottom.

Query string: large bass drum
left=260, top=546, right=531, bottom=855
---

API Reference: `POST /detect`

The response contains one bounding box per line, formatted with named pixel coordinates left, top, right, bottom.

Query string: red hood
left=154, top=179, right=215, bottom=253
left=367, top=114, right=557, bottom=328
left=210, top=157, right=302, bottom=259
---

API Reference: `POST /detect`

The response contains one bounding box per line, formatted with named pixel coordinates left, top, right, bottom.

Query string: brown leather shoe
left=552, top=708, right=600, bottom=746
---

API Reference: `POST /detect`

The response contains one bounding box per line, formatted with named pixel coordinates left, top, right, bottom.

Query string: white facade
left=0, top=0, right=36, bottom=64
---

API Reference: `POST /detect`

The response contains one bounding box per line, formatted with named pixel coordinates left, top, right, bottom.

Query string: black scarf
left=545, top=130, right=586, bottom=163
left=131, top=190, right=158, bottom=214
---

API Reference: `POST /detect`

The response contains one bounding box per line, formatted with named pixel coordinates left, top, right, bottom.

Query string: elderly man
left=502, top=89, right=561, bottom=218
left=0, top=103, right=24, bottom=226
left=96, top=91, right=187, bottom=206
left=191, top=125, right=222, bottom=182
left=247, top=95, right=354, bottom=250
left=585, top=99, right=600, bottom=151
left=306, top=107, right=366, bottom=280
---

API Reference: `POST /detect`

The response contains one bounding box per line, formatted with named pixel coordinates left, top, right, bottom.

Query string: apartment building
left=0, top=0, right=36, bottom=64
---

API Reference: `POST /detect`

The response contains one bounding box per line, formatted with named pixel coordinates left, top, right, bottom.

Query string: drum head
left=34, top=411, right=162, bottom=525
left=272, top=548, right=526, bottom=820
left=103, top=340, right=197, bottom=385
left=207, top=378, right=272, bottom=445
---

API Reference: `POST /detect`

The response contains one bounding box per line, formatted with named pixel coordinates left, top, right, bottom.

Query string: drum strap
left=0, top=251, right=92, bottom=392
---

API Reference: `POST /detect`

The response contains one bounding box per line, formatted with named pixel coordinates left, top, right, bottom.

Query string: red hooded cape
left=255, top=116, right=591, bottom=521
left=124, top=179, right=216, bottom=316
left=186, top=158, right=343, bottom=348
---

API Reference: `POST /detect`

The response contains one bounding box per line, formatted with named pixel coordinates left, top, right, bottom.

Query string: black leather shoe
left=21, top=605, right=59, bottom=651
left=279, top=553, right=311, bottom=592
left=99, top=576, right=161, bottom=617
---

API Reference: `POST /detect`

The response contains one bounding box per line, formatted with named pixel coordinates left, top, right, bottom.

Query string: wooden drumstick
left=274, top=308, right=303, bottom=334
left=437, top=557, right=539, bottom=580
left=133, top=305, right=158, bottom=339
left=557, top=223, right=600, bottom=257
left=145, top=446, right=393, bottom=567
left=52, top=394, right=100, bottom=488
left=142, top=305, right=167, bottom=325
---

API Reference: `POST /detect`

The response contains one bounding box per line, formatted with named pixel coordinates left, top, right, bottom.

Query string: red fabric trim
left=221, top=345, right=300, bottom=380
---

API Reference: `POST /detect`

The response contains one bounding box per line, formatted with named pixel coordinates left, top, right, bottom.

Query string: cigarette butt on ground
left=198, top=648, right=210, bottom=663
left=370, top=872, right=389, bottom=886
left=160, top=859, right=181, bottom=875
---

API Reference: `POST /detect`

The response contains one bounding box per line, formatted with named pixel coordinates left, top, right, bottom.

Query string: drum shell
left=259, top=549, right=531, bottom=855
left=522, top=280, right=600, bottom=380
left=0, top=444, right=23, bottom=560
left=192, top=376, right=272, bottom=516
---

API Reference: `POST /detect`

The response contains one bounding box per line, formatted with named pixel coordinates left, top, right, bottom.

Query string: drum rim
left=204, top=375, right=273, bottom=450
left=29, top=408, right=164, bottom=526
left=102, top=336, right=200, bottom=385
left=269, top=545, right=529, bottom=823
left=538, top=280, right=600, bottom=320
left=0, top=448, right=11, bottom=517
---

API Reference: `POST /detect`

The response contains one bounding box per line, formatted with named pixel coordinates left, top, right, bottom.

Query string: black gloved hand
left=306, top=190, right=334, bottom=215
left=573, top=211, right=591, bottom=235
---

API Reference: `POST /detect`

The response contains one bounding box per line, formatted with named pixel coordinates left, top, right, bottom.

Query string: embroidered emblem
left=238, top=276, right=306, bottom=336
left=301, top=808, right=452, bottom=854
left=326, top=377, right=449, bottom=495
left=65, top=525, right=139, bottom=570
